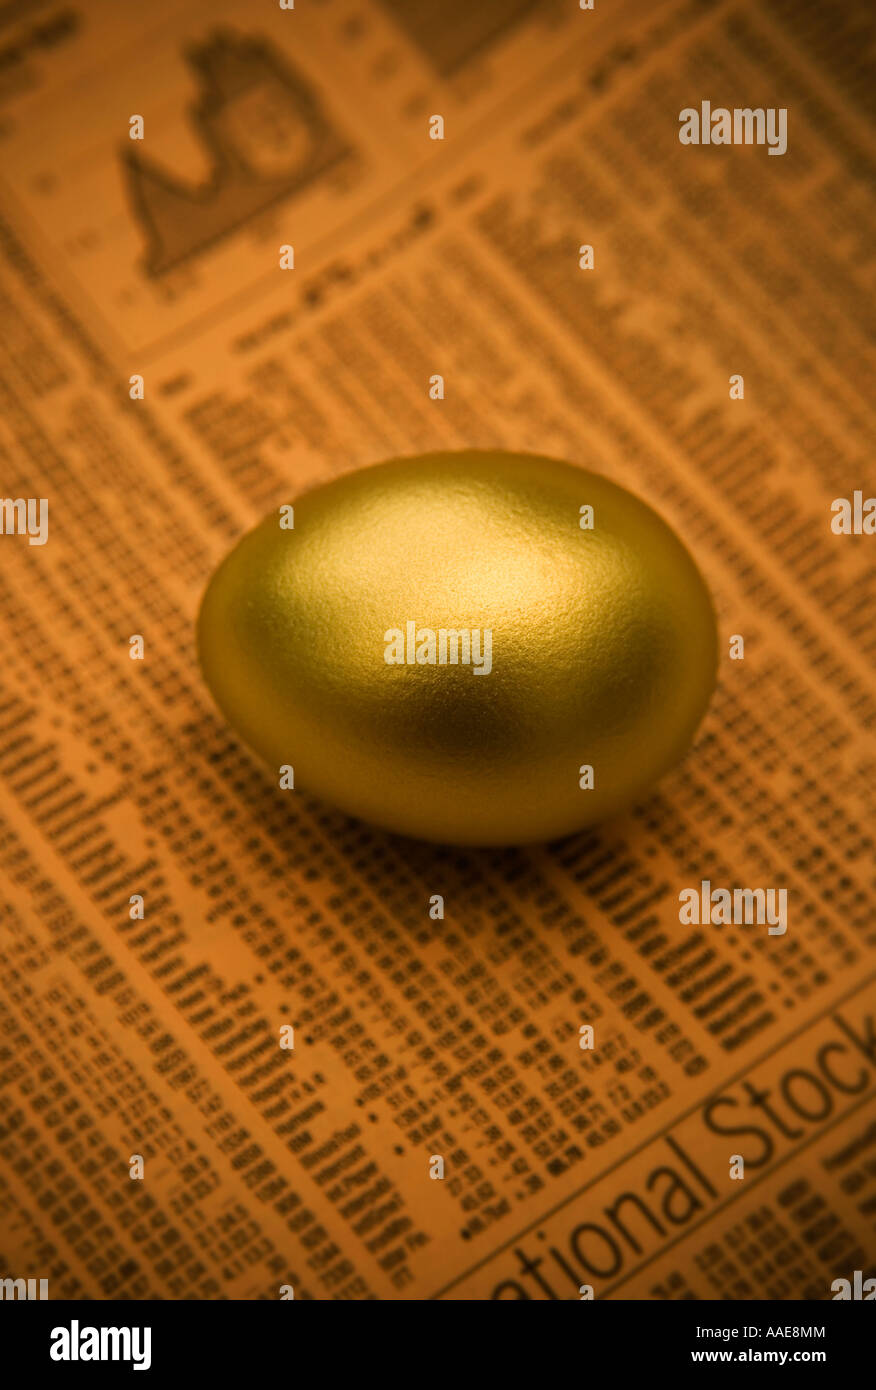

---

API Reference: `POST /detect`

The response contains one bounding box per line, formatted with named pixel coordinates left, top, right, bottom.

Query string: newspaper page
left=0, top=0, right=874, bottom=1311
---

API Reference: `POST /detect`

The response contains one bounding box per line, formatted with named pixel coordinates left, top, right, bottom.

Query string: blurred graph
left=379, top=0, right=545, bottom=75
left=123, top=30, right=352, bottom=276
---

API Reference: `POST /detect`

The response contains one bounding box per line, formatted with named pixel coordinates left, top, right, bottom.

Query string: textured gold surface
left=197, top=451, right=718, bottom=844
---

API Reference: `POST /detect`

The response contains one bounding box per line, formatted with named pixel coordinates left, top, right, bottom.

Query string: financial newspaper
left=0, top=0, right=874, bottom=1302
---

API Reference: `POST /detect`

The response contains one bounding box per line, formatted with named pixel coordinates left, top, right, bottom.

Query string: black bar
left=5, top=1297, right=870, bottom=1376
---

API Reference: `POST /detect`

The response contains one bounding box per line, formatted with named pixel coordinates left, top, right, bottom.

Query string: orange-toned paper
left=0, top=0, right=874, bottom=1300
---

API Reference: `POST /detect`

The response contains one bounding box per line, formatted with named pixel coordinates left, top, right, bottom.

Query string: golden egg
left=197, top=451, right=718, bottom=845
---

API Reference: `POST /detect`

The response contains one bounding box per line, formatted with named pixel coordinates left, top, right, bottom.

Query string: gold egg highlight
left=197, top=451, right=718, bottom=844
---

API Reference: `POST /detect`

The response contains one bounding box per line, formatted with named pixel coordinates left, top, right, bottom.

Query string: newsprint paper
left=0, top=0, right=874, bottom=1304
